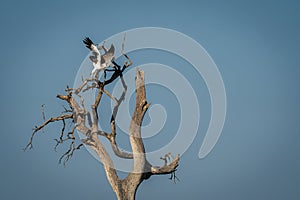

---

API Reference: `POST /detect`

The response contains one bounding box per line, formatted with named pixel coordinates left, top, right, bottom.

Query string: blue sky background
left=1, top=0, right=299, bottom=199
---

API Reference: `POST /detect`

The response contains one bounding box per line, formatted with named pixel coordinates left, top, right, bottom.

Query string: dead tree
left=25, top=39, right=180, bottom=200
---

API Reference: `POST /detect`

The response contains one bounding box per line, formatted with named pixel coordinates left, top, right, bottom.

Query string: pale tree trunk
left=25, top=53, right=179, bottom=200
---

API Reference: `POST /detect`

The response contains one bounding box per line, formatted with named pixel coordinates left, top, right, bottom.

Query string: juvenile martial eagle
left=83, top=37, right=115, bottom=79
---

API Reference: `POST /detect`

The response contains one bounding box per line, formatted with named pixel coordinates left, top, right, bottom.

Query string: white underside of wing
left=88, top=42, right=115, bottom=79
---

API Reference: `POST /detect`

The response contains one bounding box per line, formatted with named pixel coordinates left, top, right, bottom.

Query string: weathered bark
left=25, top=60, right=179, bottom=199
left=119, top=69, right=150, bottom=200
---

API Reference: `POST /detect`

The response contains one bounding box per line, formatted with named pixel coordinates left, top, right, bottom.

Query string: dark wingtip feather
left=83, top=37, right=94, bottom=50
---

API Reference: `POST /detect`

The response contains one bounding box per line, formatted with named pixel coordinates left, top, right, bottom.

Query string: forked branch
left=26, top=36, right=181, bottom=199
left=24, top=113, right=73, bottom=150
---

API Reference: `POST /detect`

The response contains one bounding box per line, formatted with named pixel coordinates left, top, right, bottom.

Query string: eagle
left=83, top=37, right=115, bottom=79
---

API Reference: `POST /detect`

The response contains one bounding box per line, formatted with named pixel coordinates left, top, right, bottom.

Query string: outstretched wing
left=89, top=52, right=99, bottom=64
left=83, top=37, right=101, bottom=65
left=83, top=37, right=100, bottom=54
left=83, top=37, right=94, bottom=50
left=107, top=44, right=115, bottom=55
left=100, top=55, right=106, bottom=65
left=101, top=44, right=115, bottom=64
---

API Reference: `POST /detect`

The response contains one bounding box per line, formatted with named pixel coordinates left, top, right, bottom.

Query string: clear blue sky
left=0, top=0, right=299, bottom=199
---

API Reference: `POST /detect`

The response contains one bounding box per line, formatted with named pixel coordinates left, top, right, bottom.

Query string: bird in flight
left=83, top=37, right=115, bottom=79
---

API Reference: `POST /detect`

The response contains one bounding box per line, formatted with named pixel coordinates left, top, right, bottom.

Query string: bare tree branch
left=26, top=37, right=181, bottom=199
left=24, top=113, right=73, bottom=151
left=41, top=104, right=46, bottom=133
left=151, top=154, right=180, bottom=175
left=129, top=68, right=150, bottom=160
left=121, top=33, right=126, bottom=55
left=54, top=118, right=66, bottom=151
left=102, top=74, right=133, bottom=159
left=58, top=124, right=83, bottom=166
left=160, top=152, right=172, bottom=166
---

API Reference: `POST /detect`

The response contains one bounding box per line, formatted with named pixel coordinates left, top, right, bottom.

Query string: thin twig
left=121, top=32, right=126, bottom=54
left=41, top=104, right=46, bottom=133
left=24, top=114, right=73, bottom=151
